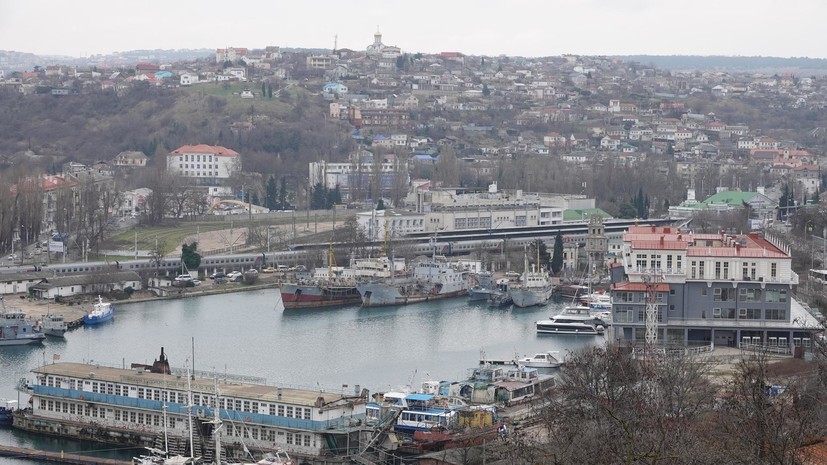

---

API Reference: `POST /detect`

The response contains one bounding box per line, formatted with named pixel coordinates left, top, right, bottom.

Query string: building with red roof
left=166, top=145, right=241, bottom=184
left=609, top=226, right=820, bottom=350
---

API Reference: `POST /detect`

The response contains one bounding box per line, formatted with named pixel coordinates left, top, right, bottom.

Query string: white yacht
left=536, top=306, right=608, bottom=335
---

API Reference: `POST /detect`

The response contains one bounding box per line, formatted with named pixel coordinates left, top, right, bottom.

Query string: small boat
left=487, top=290, right=512, bottom=307
left=536, top=306, right=608, bottom=336
left=516, top=352, right=562, bottom=369
left=83, top=296, right=114, bottom=325
left=0, top=303, right=46, bottom=346
left=468, top=287, right=497, bottom=301
left=0, top=399, right=17, bottom=425
left=41, top=314, right=68, bottom=337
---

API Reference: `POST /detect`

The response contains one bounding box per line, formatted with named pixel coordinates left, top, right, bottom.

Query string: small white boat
left=516, top=351, right=562, bottom=368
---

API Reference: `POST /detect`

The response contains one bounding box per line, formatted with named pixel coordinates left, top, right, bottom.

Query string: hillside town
left=5, top=27, right=827, bottom=465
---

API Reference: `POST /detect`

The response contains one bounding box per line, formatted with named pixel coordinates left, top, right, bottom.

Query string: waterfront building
left=29, top=271, right=142, bottom=299
left=610, top=226, right=820, bottom=349
left=17, top=351, right=369, bottom=464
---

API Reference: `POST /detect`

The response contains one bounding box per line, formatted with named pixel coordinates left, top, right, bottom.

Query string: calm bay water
left=0, top=288, right=605, bottom=462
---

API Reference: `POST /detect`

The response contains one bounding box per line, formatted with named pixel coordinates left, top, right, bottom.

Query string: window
left=690, top=261, right=697, bottom=279
left=304, top=408, right=311, bottom=420
left=715, top=262, right=721, bottom=279
left=712, top=308, right=735, bottom=319
left=713, top=288, right=735, bottom=301
left=286, top=432, right=294, bottom=445
left=614, top=306, right=634, bottom=323
left=739, top=308, right=761, bottom=319
left=766, top=309, right=786, bottom=320
left=699, top=261, right=705, bottom=278
left=765, top=289, right=788, bottom=303
left=771, top=263, right=777, bottom=279
left=739, top=288, right=761, bottom=302
left=723, top=262, right=729, bottom=279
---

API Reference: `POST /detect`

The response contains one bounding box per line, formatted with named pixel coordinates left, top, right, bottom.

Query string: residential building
left=111, top=151, right=148, bottom=168
left=610, top=226, right=818, bottom=350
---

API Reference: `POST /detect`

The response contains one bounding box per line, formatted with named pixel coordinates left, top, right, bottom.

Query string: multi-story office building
left=166, top=144, right=241, bottom=186
left=610, top=226, right=820, bottom=349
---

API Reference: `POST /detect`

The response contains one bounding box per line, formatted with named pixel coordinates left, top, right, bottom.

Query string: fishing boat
left=509, top=246, right=553, bottom=308
left=82, top=295, right=114, bottom=325
left=535, top=306, right=608, bottom=335
left=357, top=255, right=470, bottom=307
left=516, top=352, right=562, bottom=369
left=40, top=313, right=68, bottom=337
left=0, top=302, right=45, bottom=346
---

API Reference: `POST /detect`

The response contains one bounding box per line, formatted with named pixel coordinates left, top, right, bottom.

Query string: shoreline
left=5, top=279, right=280, bottom=323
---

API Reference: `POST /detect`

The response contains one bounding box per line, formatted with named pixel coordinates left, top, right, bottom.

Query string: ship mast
left=523, top=245, right=529, bottom=286
left=186, top=364, right=195, bottom=460
left=213, top=375, right=222, bottom=465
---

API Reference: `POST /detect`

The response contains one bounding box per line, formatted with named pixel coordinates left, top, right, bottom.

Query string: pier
left=0, top=444, right=131, bottom=465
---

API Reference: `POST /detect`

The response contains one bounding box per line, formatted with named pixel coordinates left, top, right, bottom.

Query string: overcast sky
left=1, top=0, right=824, bottom=59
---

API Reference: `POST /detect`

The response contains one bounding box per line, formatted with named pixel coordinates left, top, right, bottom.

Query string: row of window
left=708, top=287, right=787, bottom=303
left=39, top=399, right=314, bottom=448
left=179, top=154, right=216, bottom=162
left=45, top=377, right=312, bottom=420
left=454, top=217, right=493, bottom=229
left=689, top=261, right=777, bottom=280
left=613, top=306, right=786, bottom=321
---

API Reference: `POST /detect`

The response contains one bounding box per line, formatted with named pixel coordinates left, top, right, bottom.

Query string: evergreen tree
left=482, top=84, right=490, bottom=97
left=278, top=176, right=289, bottom=210
left=311, top=182, right=327, bottom=209
left=267, top=83, right=273, bottom=98
left=251, top=191, right=259, bottom=206
left=265, top=175, right=277, bottom=211
left=329, top=185, right=342, bottom=208
left=181, top=242, right=201, bottom=270
left=551, top=233, right=564, bottom=274
left=376, top=199, right=385, bottom=210
left=261, top=82, right=266, bottom=96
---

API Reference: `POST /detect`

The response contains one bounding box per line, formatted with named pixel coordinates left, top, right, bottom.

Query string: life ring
left=245, top=416, right=252, bottom=423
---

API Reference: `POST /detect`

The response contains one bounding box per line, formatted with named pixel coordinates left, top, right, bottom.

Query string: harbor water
left=0, top=288, right=605, bottom=462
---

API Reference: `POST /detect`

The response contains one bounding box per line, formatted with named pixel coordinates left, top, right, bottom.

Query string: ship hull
left=280, top=283, right=361, bottom=309
left=0, top=334, right=45, bottom=346
left=510, top=287, right=553, bottom=308
left=358, top=283, right=469, bottom=307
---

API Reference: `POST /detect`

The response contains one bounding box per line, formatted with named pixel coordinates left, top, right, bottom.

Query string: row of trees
left=506, top=345, right=827, bottom=465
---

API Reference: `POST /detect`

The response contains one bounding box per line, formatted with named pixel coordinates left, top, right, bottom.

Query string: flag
left=53, top=354, right=60, bottom=361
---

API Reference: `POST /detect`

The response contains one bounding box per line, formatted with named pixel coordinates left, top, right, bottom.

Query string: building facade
left=166, top=145, right=241, bottom=185
left=610, top=226, right=819, bottom=350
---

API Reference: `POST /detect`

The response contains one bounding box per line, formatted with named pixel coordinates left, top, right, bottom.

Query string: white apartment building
left=166, top=144, right=241, bottom=184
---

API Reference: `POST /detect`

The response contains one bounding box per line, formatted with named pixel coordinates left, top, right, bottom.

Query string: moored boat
left=280, top=256, right=403, bottom=309
left=516, top=351, right=562, bottom=369
left=41, top=314, right=68, bottom=337
left=0, top=303, right=45, bottom=346
left=15, top=348, right=370, bottom=464
left=357, top=256, right=470, bottom=307
left=509, top=249, right=553, bottom=308
left=0, top=399, right=17, bottom=425
left=82, top=296, right=114, bottom=325
left=536, top=306, right=608, bottom=335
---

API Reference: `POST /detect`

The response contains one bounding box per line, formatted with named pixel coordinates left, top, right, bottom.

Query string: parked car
left=261, top=267, right=276, bottom=273
left=192, top=279, right=201, bottom=286
left=174, top=274, right=193, bottom=282
left=209, top=271, right=226, bottom=279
